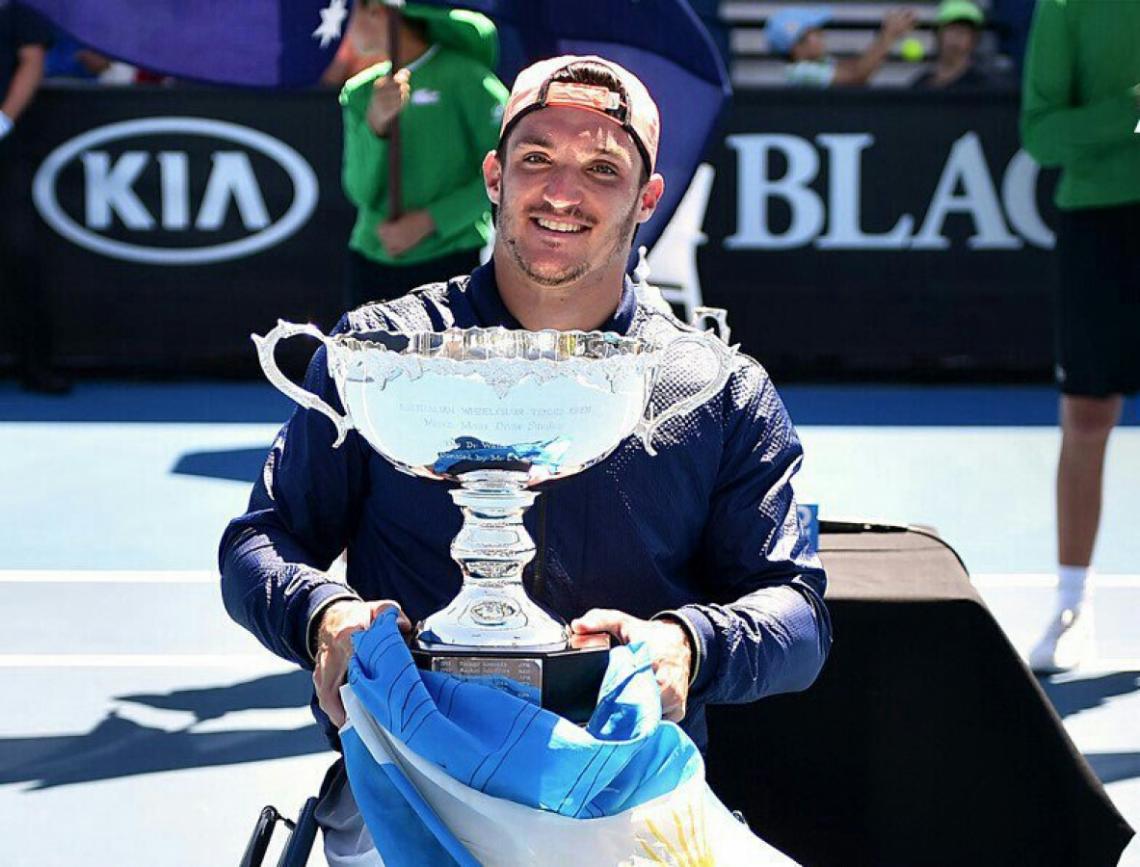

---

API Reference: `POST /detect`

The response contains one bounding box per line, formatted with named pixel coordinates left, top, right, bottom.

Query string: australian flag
left=21, top=0, right=350, bottom=88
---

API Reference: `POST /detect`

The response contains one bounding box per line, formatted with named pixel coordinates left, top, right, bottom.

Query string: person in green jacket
left=1020, top=0, right=1140, bottom=673
left=339, top=2, right=507, bottom=308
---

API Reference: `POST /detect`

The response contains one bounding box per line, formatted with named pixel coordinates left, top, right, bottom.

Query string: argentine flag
left=337, top=610, right=798, bottom=865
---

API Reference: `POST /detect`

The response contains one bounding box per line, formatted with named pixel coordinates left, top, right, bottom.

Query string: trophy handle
left=691, top=306, right=731, bottom=345
left=634, top=333, right=739, bottom=457
left=251, top=320, right=352, bottom=448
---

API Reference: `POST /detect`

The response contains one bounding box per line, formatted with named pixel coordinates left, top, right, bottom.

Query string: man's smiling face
left=484, top=106, right=661, bottom=289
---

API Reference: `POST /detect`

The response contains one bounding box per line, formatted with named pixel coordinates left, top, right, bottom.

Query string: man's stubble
left=497, top=173, right=642, bottom=289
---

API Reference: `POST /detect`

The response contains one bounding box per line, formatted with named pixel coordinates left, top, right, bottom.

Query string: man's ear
left=482, top=150, right=502, bottom=206
left=636, top=174, right=665, bottom=225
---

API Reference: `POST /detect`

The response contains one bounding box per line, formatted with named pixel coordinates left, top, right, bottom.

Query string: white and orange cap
left=499, top=55, right=661, bottom=174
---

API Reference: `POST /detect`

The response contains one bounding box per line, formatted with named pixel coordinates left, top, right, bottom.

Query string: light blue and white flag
left=338, top=610, right=798, bottom=865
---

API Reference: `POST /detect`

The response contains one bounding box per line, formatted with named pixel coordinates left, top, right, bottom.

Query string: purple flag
left=21, top=0, right=349, bottom=87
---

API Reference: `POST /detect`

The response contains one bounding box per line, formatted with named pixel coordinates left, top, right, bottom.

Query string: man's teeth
left=536, top=218, right=584, bottom=233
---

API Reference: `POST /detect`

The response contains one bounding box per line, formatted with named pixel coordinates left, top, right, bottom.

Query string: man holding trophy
left=222, top=55, right=831, bottom=861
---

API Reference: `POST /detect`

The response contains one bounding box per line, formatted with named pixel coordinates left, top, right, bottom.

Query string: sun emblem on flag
left=632, top=801, right=714, bottom=866
left=313, top=0, right=349, bottom=49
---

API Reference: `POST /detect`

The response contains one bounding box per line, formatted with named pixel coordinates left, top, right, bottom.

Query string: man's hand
left=881, top=8, right=917, bottom=40
left=376, top=209, right=435, bottom=256
left=571, top=609, right=693, bottom=722
left=366, top=68, right=411, bottom=137
left=313, top=598, right=411, bottom=727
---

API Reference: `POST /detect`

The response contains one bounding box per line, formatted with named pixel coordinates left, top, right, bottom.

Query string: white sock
left=1057, top=565, right=1090, bottom=612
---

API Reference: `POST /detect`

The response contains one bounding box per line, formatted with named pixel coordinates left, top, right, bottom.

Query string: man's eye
left=591, top=163, right=618, bottom=176
left=522, top=153, right=550, bottom=165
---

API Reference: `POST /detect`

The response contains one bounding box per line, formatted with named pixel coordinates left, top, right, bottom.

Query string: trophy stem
left=449, top=470, right=538, bottom=585
left=417, top=470, right=569, bottom=650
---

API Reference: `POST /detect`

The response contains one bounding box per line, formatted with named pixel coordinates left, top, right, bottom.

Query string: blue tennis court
left=1, top=381, right=1137, bottom=865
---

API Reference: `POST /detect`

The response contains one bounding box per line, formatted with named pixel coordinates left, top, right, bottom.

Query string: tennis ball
left=900, top=37, right=925, bottom=62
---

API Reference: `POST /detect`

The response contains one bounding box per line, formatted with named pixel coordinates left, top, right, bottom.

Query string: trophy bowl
left=253, top=322, right=736, bottom=719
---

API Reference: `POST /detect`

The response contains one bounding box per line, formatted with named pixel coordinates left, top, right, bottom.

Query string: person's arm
left=339, top=62, right=399, bottom=209
left=1, top=5, right=52, bottom=137
left=374, top=68, right=506, bottom=257
left=1020, top=0, right=1140, bottom=167
left=834, top=8, right=915, bottom=86
left=218, top=319, right=372, bottom=669
left=657, top=363, right=832, bottom=708
left=1, top=44, right=45, bottom=136
left=422, top=69, right=507, bottom=243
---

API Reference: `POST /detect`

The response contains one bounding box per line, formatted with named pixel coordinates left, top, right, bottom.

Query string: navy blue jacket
left=219, top=262, right=832, bottom=751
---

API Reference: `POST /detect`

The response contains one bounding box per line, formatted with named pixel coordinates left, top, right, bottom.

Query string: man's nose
left=541, top=168, right=583, bottom=211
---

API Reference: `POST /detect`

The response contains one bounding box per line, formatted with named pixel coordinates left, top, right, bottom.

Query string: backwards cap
left=499, top=55, right=661, bottom=174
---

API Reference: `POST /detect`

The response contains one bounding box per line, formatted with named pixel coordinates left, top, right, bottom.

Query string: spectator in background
left=766, top=5, right=916, bottom=88
left=45, top=31, right=164, bottom=85
left=1020, top=0, right=1140, bottom=672
left=912, top=0, right=1006, bottom=91
left=320, top=2, right=386, bottom=87
left=1, top=1, right=67, bottom=393
left=46, top=35, right=127, bottom=82
left=339, top=2, right=507, bottom=309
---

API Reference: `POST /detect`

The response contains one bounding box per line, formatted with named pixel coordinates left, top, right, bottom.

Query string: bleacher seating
left=719, top=0, right=1008, bottom=88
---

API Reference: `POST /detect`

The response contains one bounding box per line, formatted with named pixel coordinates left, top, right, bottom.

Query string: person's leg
left=314, top=762, right=383, bottom=866
left=1056, top=394, right=1122, bottom=570
left=1030, top=395, right=1120, bottom=673
left=1031, top=204, right=1132, bottom=672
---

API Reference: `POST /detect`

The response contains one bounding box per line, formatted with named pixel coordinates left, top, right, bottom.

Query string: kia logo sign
left=33, top=117, right=319, bottom=265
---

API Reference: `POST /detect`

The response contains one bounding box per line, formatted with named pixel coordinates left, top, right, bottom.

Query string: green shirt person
left=339, top=3, right=507, bottom=306
left=1019, top=0, right=1140, bottom=673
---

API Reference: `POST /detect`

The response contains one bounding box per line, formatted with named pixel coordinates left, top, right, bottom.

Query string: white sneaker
left=1028, top=601, right=1095, bottom=674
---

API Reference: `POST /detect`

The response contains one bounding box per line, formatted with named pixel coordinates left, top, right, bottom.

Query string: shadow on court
left=1084, top=752, right=1140, bottom=786
left=118, top=671, right=313, bottom=719
left=1041, top=671, right=1140, bottom=719
left=1040, top=671, right=1140, bottom=788
left=0, top=672, right=326, bottom=791
left=172, top=447, right=269, bottom=484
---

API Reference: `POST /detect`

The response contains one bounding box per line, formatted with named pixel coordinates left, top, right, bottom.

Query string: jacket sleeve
left=218, top=321, right=369, bottom=668
left=663, top=363, right=831, bottom=706
left=1020, top=0, right=1139, bottom=166
left=339, top=62, right=393, bottom=210
left=424, top=68, right=507, bottom=241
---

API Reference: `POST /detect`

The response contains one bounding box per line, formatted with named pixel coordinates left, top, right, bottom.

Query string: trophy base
left=410, top=632, right=612, bottom=724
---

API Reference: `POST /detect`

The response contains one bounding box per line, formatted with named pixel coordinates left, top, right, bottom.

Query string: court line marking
left=0, top=570, right=217, bottom=583
left=1048, top=660, right=1140, bottom=675
left=0, top=654, right=292, bottom=668
left=973, top=574, right=1140, bottom=589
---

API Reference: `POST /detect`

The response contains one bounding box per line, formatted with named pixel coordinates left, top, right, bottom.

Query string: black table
left=706, top=524, right=1134, bottom=867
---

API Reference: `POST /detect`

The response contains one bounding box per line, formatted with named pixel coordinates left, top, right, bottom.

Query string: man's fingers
left=570, top=608, right=630, bottom=641
left=321, top=688, right=347, bottom=728
left=364, top=599, right=413, bottom=632
left=314, top=667, right=348, bottom=727
left=658, top=685, right=687, bottom=722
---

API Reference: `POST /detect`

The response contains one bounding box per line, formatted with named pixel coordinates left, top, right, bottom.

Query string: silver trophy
left=253, top=322, right=736, bottom=719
